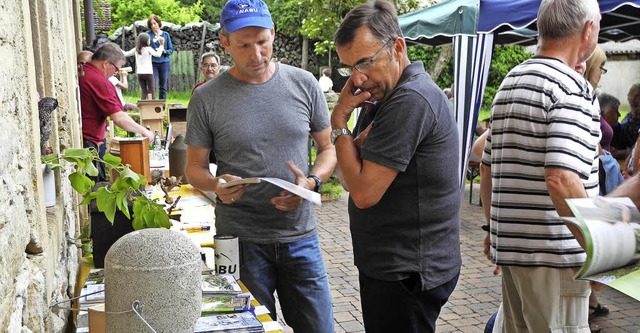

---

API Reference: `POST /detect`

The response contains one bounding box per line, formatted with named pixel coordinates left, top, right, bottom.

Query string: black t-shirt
left=349, top=62, right=462, bottom=289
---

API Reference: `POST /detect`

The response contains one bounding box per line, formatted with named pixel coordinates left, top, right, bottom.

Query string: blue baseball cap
left=220, top=0, right=273, bottom=33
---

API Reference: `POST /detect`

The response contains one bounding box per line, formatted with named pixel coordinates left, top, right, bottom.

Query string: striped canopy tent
left=399, top=0, right=640, bottom=189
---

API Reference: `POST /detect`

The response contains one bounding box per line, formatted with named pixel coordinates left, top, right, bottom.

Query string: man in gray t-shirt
left=184, top=0, right=336, bottom=332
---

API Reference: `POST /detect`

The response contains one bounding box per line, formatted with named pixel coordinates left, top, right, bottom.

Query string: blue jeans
left=152, top=61, right=170, bottom=99
left=240, top=234, right=333, bottom=333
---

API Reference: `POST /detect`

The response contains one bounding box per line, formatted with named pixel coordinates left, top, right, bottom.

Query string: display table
left=74, top=185, right=282, bottom=332
left=74, top=259, right=281, bottom=332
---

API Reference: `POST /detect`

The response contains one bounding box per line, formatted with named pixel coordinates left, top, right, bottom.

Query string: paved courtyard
left=275, top=183, right=640, bottom=333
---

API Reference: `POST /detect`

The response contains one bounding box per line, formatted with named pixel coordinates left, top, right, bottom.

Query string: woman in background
left=584, top=46, right=606, bottom=90
left=146, top=15, right=173, bottom=100
left=124, top=33, right=164, bottom=100
left=583, top=47, right=613, bottom=333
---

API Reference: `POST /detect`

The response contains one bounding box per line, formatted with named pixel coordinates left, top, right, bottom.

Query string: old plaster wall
left=0, top=0, right=83, bottom=331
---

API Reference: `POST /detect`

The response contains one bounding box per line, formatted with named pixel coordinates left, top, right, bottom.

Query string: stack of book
left=78, top=269, right=105, bottom=309
left=196, top=274, right=263, bottom=333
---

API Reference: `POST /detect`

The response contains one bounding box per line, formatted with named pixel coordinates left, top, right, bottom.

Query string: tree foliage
left=407, top=44, right=532, bottom=112
left=482, top=45, right=533, bottom=112
left=108, top=0, right=202, bottom=32
left=407, top=45, right=453, bottom=88
left=267, top=0, right=422, bottom=54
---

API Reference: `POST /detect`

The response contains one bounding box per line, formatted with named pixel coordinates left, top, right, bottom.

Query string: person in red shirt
left=192, top=52, right=221, bottom=94
left=79, top=42, right=154, bottom=181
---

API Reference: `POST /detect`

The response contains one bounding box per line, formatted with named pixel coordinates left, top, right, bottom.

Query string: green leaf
left=132, top=214, right=144, bottom=230
left=64, top=148, right=93, bottom=158
left=116, top=192, right=131, bottom=219
left=81, top=242, right=92, bottom=255
left=103, top=153, right=122, bottom=167
left=69, top=172, right=93, bottom=194
left=96, top=188, right=117, bottom=223
left=79, top=224, right=91, bottom=239
left=110, top=177, right=127, bottom=192
left=79, top=192, right=98, bottom=205
left=120, top=167, right=141, bottom=185
left=132, top=196, right=145, bottom=219
left=85, top=161, right=99, bottom=177
left=154, top=209, right=171, bottom=229
left=136, top=173, right=148, bottom=188
left=143, top=210, right=155, bottom=229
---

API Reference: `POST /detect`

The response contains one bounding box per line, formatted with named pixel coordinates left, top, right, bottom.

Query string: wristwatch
left=331, top=128, right=352, bottom=144
left=307, top=175, right=322, bottom=192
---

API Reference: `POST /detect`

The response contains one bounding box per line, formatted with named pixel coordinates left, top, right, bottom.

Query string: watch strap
left=331, top=128, right=352, bottom=144
left=307, top=175, right=322, bottom=192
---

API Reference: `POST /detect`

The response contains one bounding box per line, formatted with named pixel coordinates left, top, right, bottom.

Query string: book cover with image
left=194, top=311, right=264, bottom=333
left=202, top=274, right=242, bottom=295
left=201, top=294, right=252, bottom=315
left=562, top=197, right=640, bottom=301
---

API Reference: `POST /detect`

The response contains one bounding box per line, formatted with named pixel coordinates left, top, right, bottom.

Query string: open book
left=219, top=177, right=321, bottom=206
left=562, top=197, right=640, bottom=301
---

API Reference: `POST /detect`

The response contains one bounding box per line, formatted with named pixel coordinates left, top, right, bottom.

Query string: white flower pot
left=41, top=163, right=55, bottom=207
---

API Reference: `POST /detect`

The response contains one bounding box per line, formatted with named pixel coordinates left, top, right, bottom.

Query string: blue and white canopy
left=399, top=0, right=640, bottom=189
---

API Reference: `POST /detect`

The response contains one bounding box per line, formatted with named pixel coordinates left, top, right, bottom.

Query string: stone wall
left=109, top=23, right=326, bottom=78
left=0, top=0, right=83, bottom=331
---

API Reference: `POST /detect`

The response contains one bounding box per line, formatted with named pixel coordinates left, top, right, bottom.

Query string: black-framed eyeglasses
left=600, top=66, right=608, bottom=74
left=336, top=39, right=395, bottom=77
left=201, top=63, right=219, bottom=69
left=108, top=60, right=120, bottom=72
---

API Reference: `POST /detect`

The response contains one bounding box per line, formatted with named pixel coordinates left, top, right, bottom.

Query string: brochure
left=562, top=197, right=640, bottom=301
left=219, top=177, right=321, bottom=206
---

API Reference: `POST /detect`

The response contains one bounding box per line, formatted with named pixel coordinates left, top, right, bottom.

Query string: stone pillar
left=105, top=229, right=202, bottom=332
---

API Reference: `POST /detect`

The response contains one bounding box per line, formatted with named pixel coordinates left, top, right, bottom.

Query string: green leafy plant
left=67, top=224, right=93, bottom=257
left=42, top=148, right=170, bottom=230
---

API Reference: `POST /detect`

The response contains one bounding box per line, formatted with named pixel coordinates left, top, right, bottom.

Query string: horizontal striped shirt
left=482, top=57, right=600, bottom=268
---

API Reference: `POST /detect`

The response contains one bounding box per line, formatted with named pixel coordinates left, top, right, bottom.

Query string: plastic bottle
left=153, top=130, right=161, bottom=151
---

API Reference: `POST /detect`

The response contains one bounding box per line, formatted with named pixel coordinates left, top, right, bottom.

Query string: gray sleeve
left=184, top=91, right=213, bottom=149
left=308, top=75, right=330, bottom=133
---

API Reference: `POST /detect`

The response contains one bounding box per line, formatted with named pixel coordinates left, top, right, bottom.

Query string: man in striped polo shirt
left=480, top=0, right=602, bottom=331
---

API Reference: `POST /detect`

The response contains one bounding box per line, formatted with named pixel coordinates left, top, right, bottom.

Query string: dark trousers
left=359, top=270, right=459, bottom=333
left=82, top=138, right=106, bottom=182
left=152, top=61, right=170, bottom=99
left=137, top=73, right=154, bottom=100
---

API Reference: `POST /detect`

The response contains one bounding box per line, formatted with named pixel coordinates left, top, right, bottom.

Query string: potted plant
left=43, top=147, right=170, bottom=267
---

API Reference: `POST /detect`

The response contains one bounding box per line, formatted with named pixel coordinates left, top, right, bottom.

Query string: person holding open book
left=480, top=0, right=602, bottom=331
left=331, top=1, right=461, bottom=331
left=184, top=0, right=336, bottom=332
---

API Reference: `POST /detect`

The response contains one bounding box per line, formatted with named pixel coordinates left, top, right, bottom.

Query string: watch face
left=331, top=128, right=351, bottom=144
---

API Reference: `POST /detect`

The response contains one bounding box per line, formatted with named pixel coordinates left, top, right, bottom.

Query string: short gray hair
left=91, top=42, right=125, bottom=64
left=200, top=52, right=220, bottom=66
left=599, top=93, right=620, bottom=115
left=537, top=0, right=600, bottom=41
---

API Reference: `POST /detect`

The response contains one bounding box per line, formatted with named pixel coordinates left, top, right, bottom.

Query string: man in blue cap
left=184, top=0, right=336, bottom=331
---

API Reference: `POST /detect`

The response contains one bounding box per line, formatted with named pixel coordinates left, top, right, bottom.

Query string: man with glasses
left=79, top=42, right=154, bottom=181
left=331, top=1, right=461, bottom=331
left=192, top=52, right=222, bottom=94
